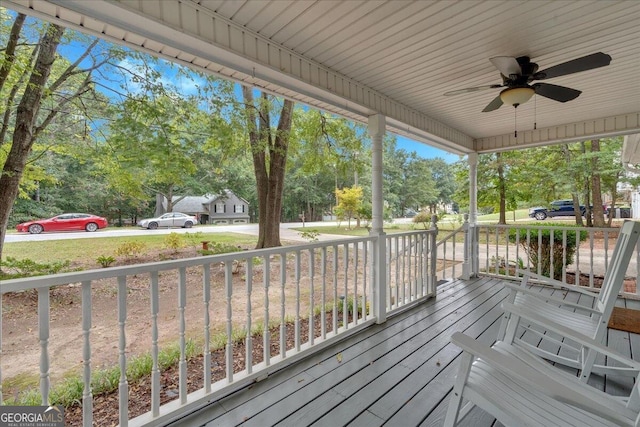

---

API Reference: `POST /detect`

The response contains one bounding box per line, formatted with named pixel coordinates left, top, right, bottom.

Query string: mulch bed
left=64, top=309, right=351, bottom=426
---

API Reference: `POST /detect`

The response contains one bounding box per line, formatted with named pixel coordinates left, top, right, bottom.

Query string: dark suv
left=529, top=200, right=587, bottom=220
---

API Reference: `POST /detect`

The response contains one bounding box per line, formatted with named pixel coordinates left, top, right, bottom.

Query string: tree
left=0, top=13, right=127, bottom=264
left=242, top=87, right=294, bottom=248
left=335, top=186, right=363, bottom=229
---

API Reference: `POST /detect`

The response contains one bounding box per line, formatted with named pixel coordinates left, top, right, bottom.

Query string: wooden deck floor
left=170, top=276, right=640, bottom=427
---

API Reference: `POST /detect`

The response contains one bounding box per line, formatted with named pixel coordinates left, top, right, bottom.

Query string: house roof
left=6, top=0, right=639, bottom=154
left=169, top=190, right=249, bottom=213
left=170, top=196, right=209, bottom=214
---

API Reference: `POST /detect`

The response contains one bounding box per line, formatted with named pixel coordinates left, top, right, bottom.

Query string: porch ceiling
left=5, top=0, right=640, bottom=154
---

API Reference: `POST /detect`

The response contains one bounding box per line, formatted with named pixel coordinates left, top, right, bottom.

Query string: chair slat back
left=595, top=221, right=640, bottom=315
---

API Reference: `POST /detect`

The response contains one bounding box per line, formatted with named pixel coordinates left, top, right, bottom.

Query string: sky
left=396, top=136, right=462, bottom=163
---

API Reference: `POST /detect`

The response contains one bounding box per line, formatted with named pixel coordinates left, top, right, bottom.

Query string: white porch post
left=369, top=114, right=387, bottom=324
left=468, top=153, right=479, bottom=277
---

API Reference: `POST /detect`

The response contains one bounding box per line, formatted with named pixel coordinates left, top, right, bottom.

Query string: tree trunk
left=0, top=24, right=64, bottom=264
left=590, top=139, right=606, bottom=227
left=561, top=144, right=584, bottom=226
left=242, top=87, right=294, bottom=248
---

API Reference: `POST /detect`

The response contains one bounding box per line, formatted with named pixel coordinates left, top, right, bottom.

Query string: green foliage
left=96, top=255, right=116, bottom=268
left=197, top=241, right=242, bottom=256
left=335, top=186, right=363, bottom=229
left=508, top=226, right=588, bottom=279
left=413, top=211, right=433, bottom=229
left=0, top=257, right=73, bottom=279
left=299, top=229, right=320, bottom=242
left=114, top=241, right=147, bottom=259
left=183, top=231, right=205, bottom=248
left=163, top=232, right=185, bottom=253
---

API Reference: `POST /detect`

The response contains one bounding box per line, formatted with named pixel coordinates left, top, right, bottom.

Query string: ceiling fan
left=444, top=52, right=611, bottom=112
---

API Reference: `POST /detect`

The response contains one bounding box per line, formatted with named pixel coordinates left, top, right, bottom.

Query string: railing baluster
left=589, top=230, right=595, bottom=288
left=343, top=244, right=349, bottom=329
left=321, top=247, right=327, bottom=338
left=38, top=288, right=50, bottom=405
left=295, top=251, right=301, bottom=351
left=402, top=235, right=407, bottom=303
left=333, top=245, right=339, bottom=335
left=604, top=231, right=609, bottom=272
left=550, top=229, right=555, bottom=280
left=504, top=228, right=508, bottom=278
left=395, top=237, right=400, bottom=307
left=279, top=255, right=286, bottom=359
left=353, top=243, right=359, bottom=324
left=224, top=262, right=233, bottom=383
left=308, top=249, right=315, bottom=345
left=485, top=227, right=490, bottom=273
left=263, top=255, right=271, bottom=365
left=117, top=276, right=128, bottom=426
left=150, top=272, right=160, bottom=415
left=178, top=267, right=187, bottom=404
left=202, top=266, right=211, bottom=393
left=246, top=257, right=254, bottom=372
left=81, top=280, right=93, bottom=426
left=363, top=242, right=368, bottom=320
left=537, top=229, right=542, bottom=276
left=387, top=237, right=392, bottom=310
left=562, top=231, right=567, bottom=283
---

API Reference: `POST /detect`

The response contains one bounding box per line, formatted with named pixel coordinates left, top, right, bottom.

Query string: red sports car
left=16, top=213, right=109, bottom=234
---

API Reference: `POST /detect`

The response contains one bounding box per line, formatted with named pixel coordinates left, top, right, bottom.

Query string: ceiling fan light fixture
left=500, top=87, right=535, bottom=107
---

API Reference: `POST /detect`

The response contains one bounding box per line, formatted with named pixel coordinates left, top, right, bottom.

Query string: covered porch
left=2, top=1, right=640, bottom=426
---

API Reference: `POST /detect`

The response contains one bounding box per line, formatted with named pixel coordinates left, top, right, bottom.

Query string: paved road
left=4, top=219, right=412, bottom=243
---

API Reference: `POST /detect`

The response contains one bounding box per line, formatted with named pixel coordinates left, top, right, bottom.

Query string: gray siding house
left=160, top=190, right=250, bottom=225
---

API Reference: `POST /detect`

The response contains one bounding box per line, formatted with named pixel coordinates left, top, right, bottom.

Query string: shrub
left=96, top=255, right=116, bottom=268
left=163, top=232, right=185, bottom=253
left=299, top=230, right=320, bottom=242
left=0, top=257, right=73, bottom=279
left=508, top=226, right=587, bottom=279
left=413, top=211, right=433, bottom=229
left=114, top=241, right=146, bottom=259
left=197, top=241, right=242, bottom=256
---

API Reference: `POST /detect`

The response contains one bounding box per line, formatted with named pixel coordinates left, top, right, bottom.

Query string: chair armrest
left=515, top=269, right=600, bottom=298
left=450, top=332, right=631, bottom=425
left=501, top=302, right=640, bottom=371
left=502, top=282, right=601, bottom=315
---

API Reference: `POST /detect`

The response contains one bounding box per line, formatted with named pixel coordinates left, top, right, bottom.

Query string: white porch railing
left=0, top=231, right=438, bottom=426
left=472, top=223, right=640, bottom=297
left=433, top=218, right=640, bottom=297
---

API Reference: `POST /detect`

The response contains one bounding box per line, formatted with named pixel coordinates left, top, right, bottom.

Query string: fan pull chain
left=514, top=107, right=517, bottom=138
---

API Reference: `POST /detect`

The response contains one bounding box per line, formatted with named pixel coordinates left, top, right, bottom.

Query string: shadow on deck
left=169, top=276, right=640, bottom=426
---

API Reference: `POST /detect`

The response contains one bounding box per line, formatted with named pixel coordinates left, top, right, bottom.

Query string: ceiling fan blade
left=482, top=95, right=504, bottom=112
left=533, top=83, right=581, bottom=102
left=490, top=56, right=521, bottom=77
left=536, top=52, right=611, bottom=80
left=443, top=84, right=502, bottom=96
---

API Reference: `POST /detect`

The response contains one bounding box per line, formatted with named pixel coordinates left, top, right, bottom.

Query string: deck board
left=167, top=276, right=639, bottom=427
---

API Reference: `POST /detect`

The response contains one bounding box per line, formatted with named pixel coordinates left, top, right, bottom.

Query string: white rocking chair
left=497, top=219, right=640, bottom=381
left=444, top=303, right=640, bottom=427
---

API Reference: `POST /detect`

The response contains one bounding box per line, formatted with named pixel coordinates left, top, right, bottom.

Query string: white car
left=138, top=212, right=197, bottom=229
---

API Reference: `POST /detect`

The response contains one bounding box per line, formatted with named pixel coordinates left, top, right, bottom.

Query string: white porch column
left=369, top=114, right=387, bottom=323
left=468, top=153, right=479, bottom=277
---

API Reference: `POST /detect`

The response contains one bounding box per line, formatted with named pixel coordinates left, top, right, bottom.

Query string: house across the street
left=160, top=190, right=250, bottom=225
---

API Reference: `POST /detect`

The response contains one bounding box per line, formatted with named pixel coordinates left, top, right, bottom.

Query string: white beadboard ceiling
left=5, top=0, right=640, bottom=155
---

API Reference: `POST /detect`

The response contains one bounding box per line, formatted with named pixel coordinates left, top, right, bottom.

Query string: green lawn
left=2, top=232, right=258, bottom=265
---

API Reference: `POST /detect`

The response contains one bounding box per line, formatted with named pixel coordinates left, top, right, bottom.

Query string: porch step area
left=168, top=276, right=640, bottom=427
